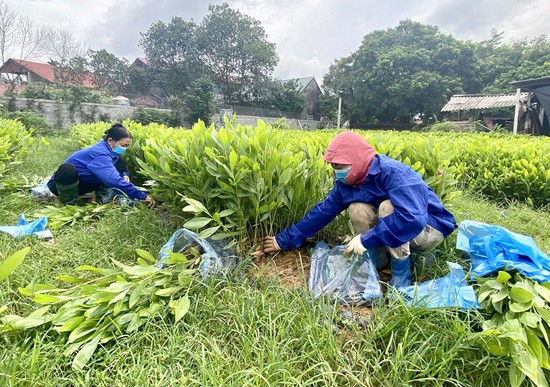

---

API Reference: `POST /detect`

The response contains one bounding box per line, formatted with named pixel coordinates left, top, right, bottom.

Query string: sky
left=4, top=0, right=550, bottom=85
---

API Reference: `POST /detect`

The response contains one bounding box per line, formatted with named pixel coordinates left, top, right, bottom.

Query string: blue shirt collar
left=367, top=154, right=382, bottom=176
left=99, top=140, right=118, bottom=159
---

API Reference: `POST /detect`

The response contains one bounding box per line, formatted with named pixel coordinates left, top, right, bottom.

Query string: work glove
left=262, top=236, right=281, bottom=253
left=343, top=234, right=366, bottom=256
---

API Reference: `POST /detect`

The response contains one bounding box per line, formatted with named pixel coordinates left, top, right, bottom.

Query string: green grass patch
left=2, top=134, right=550, bottom=385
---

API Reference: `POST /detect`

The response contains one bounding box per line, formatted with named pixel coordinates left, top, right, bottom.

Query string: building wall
left=1, top=96, right=142, bottom=129
left=1, top=96, right=321, bottom=130
left=302, top=81, right=322, bottom=120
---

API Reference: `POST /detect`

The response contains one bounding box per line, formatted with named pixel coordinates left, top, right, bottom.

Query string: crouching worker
left=262, top=131, right=457, bottom=288
left=47, top=123, right=155, bottom=207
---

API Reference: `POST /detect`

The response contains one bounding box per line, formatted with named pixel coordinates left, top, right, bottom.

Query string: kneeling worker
left=47, top=123, right=155, bottom=207
left=262, top=131, right=457, bottom=287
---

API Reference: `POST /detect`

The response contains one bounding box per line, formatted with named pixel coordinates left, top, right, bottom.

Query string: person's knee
left=348, top=202, right=377, bottom=233
left=378, top=200, right=394, bottom=218
left=54, top=163, right=78, bottom=185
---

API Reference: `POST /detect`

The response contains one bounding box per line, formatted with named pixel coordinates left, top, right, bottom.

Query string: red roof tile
left=0, top=58, right=95, bottom=87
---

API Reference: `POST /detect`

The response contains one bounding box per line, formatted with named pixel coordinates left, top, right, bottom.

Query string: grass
left=2, top=135, right=550, bottom=386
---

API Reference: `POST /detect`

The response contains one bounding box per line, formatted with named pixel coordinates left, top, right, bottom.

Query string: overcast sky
left=4, top=0, right=550, bottom=84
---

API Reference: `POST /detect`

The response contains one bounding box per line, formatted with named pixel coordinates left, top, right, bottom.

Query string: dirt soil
left=250, top=248, right=392, bottom=318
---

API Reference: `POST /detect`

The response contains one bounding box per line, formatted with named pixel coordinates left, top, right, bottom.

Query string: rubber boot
left=55, top=181, right=80, bottom=205
left=389, top=256, right=412, bottom=288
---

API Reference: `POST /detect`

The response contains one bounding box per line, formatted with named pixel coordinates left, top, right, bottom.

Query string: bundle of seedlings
left=0, top=247, right=202, bottom=370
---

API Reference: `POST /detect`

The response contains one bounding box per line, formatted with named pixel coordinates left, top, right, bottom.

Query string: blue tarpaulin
left=397, top=262, right=480, bottom=309
left=0, top=215, right=53, bottom=239
left=456, top=220, right=550, bottom=283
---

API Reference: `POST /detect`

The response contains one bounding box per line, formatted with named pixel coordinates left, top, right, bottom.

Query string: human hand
left=144, top=194, right=156, bottom=208
left=343, top=234, right=366, bottom=256
left=123, top=175, right=130, bottom=182
left=262, top=236, right=281, bottom=253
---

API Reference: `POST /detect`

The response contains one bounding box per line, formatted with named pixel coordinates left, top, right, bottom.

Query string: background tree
left=256, top=78, right=305, bottom=115
left=184, top=76, right=215, bottom=125
left=323, top=20, right=480, bottom=126
left=478, top=33, right=550, bottom=93
left=87, top=49, right=130, bottom=95
left=196, top=3, right=278, bottom=105
left=0, top=1, right=47, bottom=90
left=0, top=2, right=47, bottom=64
left=139, top=17, right=202, bottom=97
left=126, top=62, right=153, bottom=98
left=60, top=55, right=88, bottom=86
left=44, top=28, right=88, bottom=84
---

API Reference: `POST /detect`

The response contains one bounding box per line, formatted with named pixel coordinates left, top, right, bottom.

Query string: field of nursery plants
left=2, top=116, right=550, bottom=386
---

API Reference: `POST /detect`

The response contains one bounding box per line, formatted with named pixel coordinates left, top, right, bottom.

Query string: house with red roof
left=0, top=58, right=95, bottom=95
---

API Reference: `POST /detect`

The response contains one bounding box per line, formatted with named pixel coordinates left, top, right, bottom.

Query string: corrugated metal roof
left=281, top=76, right=319, bottom=92
left=441, top=93, right=528, bottom=112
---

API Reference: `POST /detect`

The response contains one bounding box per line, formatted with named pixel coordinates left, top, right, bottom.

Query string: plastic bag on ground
left=396, top=261, right=480, bottom=309
left=0, top=214, right=53, bottom=239
left=456, top=220, right=550, bottom=282
left=308, top=241, right=381, bottom=304
left=157, top=228, right=237, bottom=277
left=30, top=182, right=55, bottom=201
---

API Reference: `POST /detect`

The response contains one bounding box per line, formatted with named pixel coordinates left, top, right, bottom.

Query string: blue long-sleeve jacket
left=49, top=140, right=147, bottom=200
left=275, top=154, right=457, bottom=250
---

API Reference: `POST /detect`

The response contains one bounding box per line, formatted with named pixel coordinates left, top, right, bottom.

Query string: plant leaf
left=0, top=247, right=30, bottom=281
left=135, top=249, right=156, bottom=263
left=169, top=294, right=190, bottom=323
left=72, top=335, right=101, bottom=371
left=183, top=217, right=212, bottom=229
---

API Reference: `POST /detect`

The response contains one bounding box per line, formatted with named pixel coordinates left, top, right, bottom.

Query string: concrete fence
left=0, top=96, right=321, bottom=130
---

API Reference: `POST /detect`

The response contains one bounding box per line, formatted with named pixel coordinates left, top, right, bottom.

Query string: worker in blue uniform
left=47, top=123, right=155, bottom=207
left=262, top=131, right=457, bottom=287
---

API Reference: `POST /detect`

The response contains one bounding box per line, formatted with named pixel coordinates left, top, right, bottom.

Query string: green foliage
left=0, top=118, right=34, bottom=181
left=139, top=16, right=202, bottom=96
left=183, top=76, right=215, bottom=125
left=87, top=49, right=130, bottom=95
left=477, top=272, right=550, bottom=387
left=31, top=203, right=123, bottom=230
left=423, top=121, right=463, bottom=132
left=5, top=134, right=548, bottom=384
left=271, top=117, right=291, bottom=130
left=0, top=248, right=30, bottom=282
left=19, top=82, right=110, bottom=104
left=323, top=20, right=479, bottom=125
left=136, top=119, right=331, bottom=240
left=132, top=107, right=181, bottom=127
left=452, top=134, right=550, bottom=208
left=0, top=249, right=197, bottom=370
left=139, top=3, right=278, bottom=104
left=196, top=3, right=278, bottom=104
left=0, top=108, right=50, bottom=133
left=478, top=32, right=550, bottom=93
left=254, top=78, right=305, bottom=116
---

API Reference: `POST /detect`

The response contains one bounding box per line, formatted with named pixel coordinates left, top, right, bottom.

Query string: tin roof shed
left=441, top=93, right=528, bottom=112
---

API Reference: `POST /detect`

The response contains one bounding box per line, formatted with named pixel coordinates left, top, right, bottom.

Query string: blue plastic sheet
left=397, top=262, right=480, bottom=309
left=157, top=228, right=236, bottom=277
left=308, top=241, right=382, bottom=304
left=456, top=220, right=550, bottom=283
left=0, top=214, right=53, bottom=239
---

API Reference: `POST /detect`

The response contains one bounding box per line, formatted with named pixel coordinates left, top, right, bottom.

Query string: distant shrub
left=132, top=106, right=181, bottom=127
left=0, top=108, right=50, bottom=133
left=271, top=117, right=290, bottom=130
left=423, top=121, right=462, bottom=132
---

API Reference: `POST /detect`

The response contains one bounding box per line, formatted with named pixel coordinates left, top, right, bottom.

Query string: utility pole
left=513, top=87, right=521, bottom=135
left=337, top=96, right=342, bottom=129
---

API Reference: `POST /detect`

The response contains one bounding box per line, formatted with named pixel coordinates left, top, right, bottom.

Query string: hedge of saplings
left=0, top=118, right=34, bottom=181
